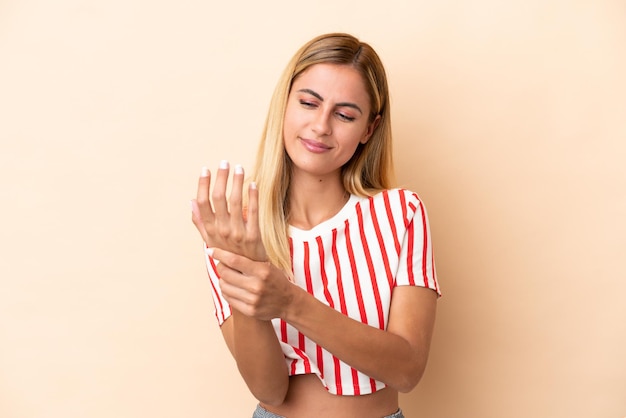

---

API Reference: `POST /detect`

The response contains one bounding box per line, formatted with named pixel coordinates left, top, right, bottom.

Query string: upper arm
left=219, top=316, right=236, bottom=356
left=386, top=285, right=438, bottom=376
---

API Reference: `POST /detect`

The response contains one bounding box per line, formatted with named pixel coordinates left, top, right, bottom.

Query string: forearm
left=225, top=311, right=289, bottom=405
left=284, top=287, right=432, bottom=392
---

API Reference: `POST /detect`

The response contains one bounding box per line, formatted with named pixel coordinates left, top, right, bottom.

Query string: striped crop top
left=204, top=188, right=440, bottom=396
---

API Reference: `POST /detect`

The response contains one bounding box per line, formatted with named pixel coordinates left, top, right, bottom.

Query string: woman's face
left=283, top=63, right=378, bottom=180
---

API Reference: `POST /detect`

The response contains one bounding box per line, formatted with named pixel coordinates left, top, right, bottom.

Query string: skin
left=191, top=64, right=437, bottom=417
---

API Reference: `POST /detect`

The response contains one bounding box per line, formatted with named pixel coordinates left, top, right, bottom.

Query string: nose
left=311, top=109, right=332, bottom=136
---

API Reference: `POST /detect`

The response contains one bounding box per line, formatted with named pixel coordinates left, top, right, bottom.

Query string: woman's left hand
left=208, top=247, right=294, bottom=321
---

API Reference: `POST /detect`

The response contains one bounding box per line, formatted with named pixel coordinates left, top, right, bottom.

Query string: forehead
left=291, top=64, right=371, bottom=105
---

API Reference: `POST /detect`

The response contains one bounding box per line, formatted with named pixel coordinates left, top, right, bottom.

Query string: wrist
left=232, top=309, right=272, bottom=325
left=282, top=283, right=305, bottom=323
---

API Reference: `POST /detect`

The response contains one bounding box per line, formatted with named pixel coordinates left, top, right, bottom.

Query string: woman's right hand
left=191, top=160, right=267, bottom=262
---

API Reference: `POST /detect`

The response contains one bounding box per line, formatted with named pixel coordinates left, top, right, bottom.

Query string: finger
left=196, top=167, right=215, bottom=224
left=212, top=160, right=231, bottom=228
left=217, top=265, right=253, bottom=299
left=229, top=164, right=246, bottom=240
left=208, top=247, right=255, bottom=276
left=214, top=264, right=253, bottom=307
left=218, top=287, right=256, bottom=318
left=245, top=181, right=261, bottom=241
left=216, top=263, right=267, bottom=316
left=190, top=199, right=209, bottom=244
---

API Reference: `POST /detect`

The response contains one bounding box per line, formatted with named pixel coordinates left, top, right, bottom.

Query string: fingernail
left=250, top=181, right=257, bottom=190
left=201, top=167, right=209, bottom=177
left=205, top=247, right=214, bottom=257
left=234, top=164, right=243, bottom=175
left=219, top=160, right=229, bottom=170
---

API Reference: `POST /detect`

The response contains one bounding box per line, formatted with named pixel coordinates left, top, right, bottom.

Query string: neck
left=287, top=172, right=349, bottom=230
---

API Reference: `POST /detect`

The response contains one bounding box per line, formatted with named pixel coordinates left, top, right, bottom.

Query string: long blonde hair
left=253, top=33, right=395, bottom=273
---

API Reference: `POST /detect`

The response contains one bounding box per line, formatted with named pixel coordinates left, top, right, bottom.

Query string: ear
left=360, top=114, right=381, bottom=144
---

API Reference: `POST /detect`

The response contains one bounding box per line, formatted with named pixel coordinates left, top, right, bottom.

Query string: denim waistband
left=252, top=404, right=404, bottom=418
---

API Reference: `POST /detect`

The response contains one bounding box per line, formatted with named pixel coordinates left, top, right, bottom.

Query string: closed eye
left=299, top=99, right=317, bottom=108
left=336, top=112, right=355, bottom=122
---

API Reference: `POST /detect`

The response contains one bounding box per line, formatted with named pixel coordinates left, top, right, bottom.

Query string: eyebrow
left=297, top=88, right=363, bottom=115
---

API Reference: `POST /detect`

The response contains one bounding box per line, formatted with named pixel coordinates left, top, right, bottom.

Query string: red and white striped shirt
left=205, top=188, right=440, bottom=396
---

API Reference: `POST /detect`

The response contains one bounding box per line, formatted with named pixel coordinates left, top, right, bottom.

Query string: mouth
left=300, top=137, right=332, bottom=153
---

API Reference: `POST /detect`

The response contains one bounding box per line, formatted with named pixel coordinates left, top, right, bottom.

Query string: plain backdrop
left=1, top=0, right=625, bottom=417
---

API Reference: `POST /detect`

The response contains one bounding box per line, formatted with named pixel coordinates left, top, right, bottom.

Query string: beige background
left=1, top=0, right=625, bottom=417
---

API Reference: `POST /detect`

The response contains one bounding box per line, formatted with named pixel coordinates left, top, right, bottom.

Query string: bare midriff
left=260, top=374, right=399, bottom=418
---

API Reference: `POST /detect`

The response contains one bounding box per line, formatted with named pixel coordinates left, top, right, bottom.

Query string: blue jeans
left=252, top=404, right=405, bottom=418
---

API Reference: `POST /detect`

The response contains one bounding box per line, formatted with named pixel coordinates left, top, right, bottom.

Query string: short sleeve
left=204, top=246, right=232, bottom=325
left=394, top=191, right=441, bottom=296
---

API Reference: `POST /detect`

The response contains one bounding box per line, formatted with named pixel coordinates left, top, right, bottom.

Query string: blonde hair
left=253, top=33, right=395, bottom=274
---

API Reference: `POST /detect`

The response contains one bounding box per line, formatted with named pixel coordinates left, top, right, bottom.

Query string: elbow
left=257, top=395, right=286, bottom=407
left=394, top=378, right=419, bottom=394
left=393, top=363, right=426, bottom=393
left=248, top=375, right=289, bottom=406
left=253, top=387, right=288, bottom=407
left=396, top=378, right=420, bottom=394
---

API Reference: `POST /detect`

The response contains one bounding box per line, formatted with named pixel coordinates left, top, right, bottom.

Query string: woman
left=191, top=33, right=440, bottom=418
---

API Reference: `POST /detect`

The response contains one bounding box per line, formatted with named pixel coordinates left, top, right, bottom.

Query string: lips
left=300, top=137, right=332, bottom=153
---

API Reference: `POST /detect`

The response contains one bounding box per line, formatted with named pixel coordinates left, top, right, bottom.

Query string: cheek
left=282, top=115, right=294, bottom=142
left=282, top=106, right=296, bottom=134
left=339, top=125, right=369, bottom=147
left=282, top=109, right=298, bottom=154
left=284, top=103, right=304, bottom=121
left=283, top=107, right=307, bottom=140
